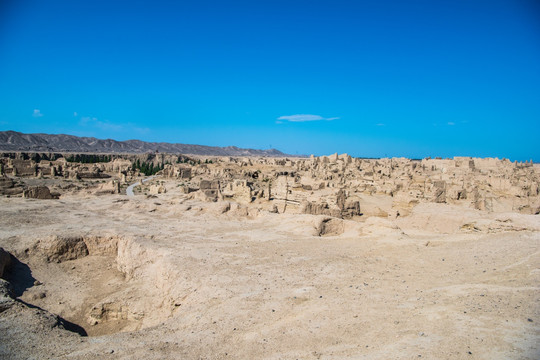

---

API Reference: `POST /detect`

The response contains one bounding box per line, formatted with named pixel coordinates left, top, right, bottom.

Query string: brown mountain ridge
left=0, top=130, right=289, bottom=157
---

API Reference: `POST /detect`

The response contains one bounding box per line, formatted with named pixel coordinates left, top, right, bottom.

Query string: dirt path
left=126, top=176, right=156, bottom=196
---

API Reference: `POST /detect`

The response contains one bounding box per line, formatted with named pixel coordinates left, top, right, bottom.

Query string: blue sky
left=1, top=0, right=539, bottom=160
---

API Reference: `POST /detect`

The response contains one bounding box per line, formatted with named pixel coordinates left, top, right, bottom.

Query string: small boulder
left=23, top=186, right=56, bottom=199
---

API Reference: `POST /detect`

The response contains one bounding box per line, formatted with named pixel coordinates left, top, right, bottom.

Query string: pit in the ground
left=13, top=235, right=141, bottom=336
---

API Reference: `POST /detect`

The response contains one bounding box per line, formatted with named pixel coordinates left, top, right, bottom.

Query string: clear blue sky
left=1, top=0, right=539, bottom=161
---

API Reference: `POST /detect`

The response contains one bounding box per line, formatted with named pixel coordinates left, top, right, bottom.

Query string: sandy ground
left=0, top=181, right=539, bottom=359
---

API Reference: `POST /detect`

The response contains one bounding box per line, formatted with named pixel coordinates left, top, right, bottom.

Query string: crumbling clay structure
left=0, top=152, right=538, bottom=359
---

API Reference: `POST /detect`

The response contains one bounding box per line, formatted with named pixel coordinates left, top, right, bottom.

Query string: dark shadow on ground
left=4, top=256, right=35, bottom=297
left=2, top=251, right=88, bottom=337
left=16, top=299, right=88, bottom=337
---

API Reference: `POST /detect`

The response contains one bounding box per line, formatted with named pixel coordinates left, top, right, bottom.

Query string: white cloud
left=277, top=114, right=339, bottom=122
left=78, top=115, right=148, bottom=135
left=32, top=109, right=43, bottom=117
left=447, top=122, right=455, bottom=126
left=79, top=116, right=123, bottom=131
left=73, top=112, right=78, bottom=117
left=376, top=123, right=385, bottom=126
left=133, top=126, right=150, bottom=135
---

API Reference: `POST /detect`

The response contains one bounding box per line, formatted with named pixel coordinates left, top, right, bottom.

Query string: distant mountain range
left=0, top=131, right=290, bottom=157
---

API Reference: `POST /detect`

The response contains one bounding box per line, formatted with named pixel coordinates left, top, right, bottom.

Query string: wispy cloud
left=447, top=122, right=455, bottom=126
left=78, top=115, right=150, bottom=135
left=32, top=109, right=43, bottom=117
left=79, top=116, right=123, bottom=131
left=376, top=123, right=385, bottom=126
left=277, top=114, right=339, bottom=123
left=133, top=126, right=150, bottom=135
left=73, top=112, right=78, bottom=117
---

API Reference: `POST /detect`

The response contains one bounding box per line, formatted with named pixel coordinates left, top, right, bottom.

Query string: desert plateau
left=0, top=151, right=538, bottom=359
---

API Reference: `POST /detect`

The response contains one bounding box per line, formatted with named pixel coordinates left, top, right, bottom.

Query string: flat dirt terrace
left=0, top=181, right=539, bottom=359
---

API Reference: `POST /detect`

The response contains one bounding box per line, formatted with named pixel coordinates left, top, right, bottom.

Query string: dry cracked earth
left=0, top=179, right=539, bottom=359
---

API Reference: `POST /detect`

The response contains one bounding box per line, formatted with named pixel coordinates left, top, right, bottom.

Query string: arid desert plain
left=0, top=153, right=539, bottom=359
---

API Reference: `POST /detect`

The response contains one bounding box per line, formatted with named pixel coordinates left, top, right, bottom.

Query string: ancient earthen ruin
left=0, top=152, right=538, bottom=359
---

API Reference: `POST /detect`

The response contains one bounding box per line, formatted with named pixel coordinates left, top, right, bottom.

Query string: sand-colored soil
left=0, top=180, right=539, bottom=359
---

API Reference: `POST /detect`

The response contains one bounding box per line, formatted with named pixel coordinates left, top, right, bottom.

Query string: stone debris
left=23, top=185, right=56, bottom=199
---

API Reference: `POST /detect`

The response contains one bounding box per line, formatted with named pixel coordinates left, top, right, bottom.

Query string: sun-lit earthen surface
left=0, top=154, right=539, bottom=359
